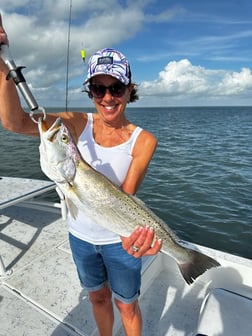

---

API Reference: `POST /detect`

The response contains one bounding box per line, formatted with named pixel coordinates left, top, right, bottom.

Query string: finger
left=132, top=226, right=155, bottom=256
left=143, top=239, right=162, bottom=256
left=131, top=227, right=161, bottom=258
left=138, top=226, right=155, bottom=251
left=0, top=14, right=9, bottom=45
left=126, top=226, right=150, bottom=256
left=0, top=14, right=4, bottom=32
left=120, top=226, right=143, bottom=250
left=133, top=238, right=162, bottom=258
left=133, top=225, right=150, bottom=247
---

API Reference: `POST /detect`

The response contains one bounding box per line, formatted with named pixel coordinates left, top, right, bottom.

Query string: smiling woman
left=0, top=13, right=161, bottom=334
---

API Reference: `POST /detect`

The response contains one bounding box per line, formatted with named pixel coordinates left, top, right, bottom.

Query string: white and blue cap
left=84, top=48, right=131, bottom=85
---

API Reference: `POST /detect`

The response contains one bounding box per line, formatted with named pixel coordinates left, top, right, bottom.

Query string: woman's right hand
left=0, top=14, right=9, bottom=46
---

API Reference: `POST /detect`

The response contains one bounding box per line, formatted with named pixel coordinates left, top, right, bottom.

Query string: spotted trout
left=38, top=117, right=220, bottom=284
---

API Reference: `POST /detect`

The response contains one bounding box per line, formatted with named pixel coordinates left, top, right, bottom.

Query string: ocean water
left=0, top=106, right=251, bottom=259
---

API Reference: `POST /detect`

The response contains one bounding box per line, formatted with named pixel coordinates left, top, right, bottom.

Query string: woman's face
left=90, top=75, right=132, bottom=124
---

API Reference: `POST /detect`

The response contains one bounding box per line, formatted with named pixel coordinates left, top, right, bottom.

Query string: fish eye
left=61, top=133, right=69, bottom=143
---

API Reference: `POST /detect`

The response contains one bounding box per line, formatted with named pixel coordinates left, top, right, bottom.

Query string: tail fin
left=178, top=250, right=220, bottom=285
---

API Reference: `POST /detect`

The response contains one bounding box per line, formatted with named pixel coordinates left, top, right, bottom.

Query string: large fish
left=38, top=117, right=220, bottom=284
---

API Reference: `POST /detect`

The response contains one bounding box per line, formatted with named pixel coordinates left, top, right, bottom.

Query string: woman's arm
left=0, top=14, right=43, bottom=135
left=121, top=129, right=162, bottom=257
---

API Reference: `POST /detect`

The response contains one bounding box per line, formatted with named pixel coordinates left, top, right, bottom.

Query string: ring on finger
left=131, top=245, right=139, bottom=253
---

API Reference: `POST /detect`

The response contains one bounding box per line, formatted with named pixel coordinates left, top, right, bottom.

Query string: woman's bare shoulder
left=56, top=111, right=89, bottom=141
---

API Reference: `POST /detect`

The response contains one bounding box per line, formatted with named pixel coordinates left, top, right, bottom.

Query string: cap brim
left=84, top=72, right=129, bottom=85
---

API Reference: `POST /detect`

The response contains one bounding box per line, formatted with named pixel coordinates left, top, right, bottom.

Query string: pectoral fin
left=65, top=197, right=79, bottom=219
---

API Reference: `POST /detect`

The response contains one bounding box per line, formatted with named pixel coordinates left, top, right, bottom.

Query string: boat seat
left=195, top=288, right=252, bottom=336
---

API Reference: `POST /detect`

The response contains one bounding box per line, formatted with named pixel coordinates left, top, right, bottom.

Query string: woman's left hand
left=121, top=226, right=162, bottom=258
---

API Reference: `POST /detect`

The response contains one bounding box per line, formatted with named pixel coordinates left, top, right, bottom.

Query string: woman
left=0, top=15, right=162, bottom=336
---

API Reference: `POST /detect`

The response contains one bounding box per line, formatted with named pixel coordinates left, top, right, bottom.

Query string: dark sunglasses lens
left=89, top=84, right=106, bottom=98
left=110, top=83, right=126, bottom=97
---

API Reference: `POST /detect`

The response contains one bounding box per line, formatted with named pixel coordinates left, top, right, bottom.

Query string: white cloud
left=0, top=0, right=179, bottom=72
left=145, top=7, right=185, bottom=23
left=0, top=1, right=147, bottom=106
left=141, top=59, right=210, bottom=95
left=139, top=59, right=252, bottom=105
left=1, top=1, right=252, bottom=107
left=217, top=68, right=252, bottom=95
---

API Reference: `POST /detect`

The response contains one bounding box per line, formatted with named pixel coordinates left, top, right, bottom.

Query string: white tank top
left=68, top=113, right=143, bottom=244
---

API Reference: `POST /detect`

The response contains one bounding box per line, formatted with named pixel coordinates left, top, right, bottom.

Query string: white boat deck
left=1, top=177, right=252, bottom=335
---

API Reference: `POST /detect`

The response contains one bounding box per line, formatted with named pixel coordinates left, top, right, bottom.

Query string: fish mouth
left=39, top=117, right=62, bottom=142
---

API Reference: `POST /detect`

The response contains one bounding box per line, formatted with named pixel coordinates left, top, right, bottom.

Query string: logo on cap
left=97, top=56, right=113, bottom=65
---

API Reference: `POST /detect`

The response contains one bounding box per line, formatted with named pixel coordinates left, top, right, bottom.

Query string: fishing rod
left=65, top=0, right=87, bottom=111
left=0, top=43, right=46, bottom=122
left=65, top=0, right=72, bottom=112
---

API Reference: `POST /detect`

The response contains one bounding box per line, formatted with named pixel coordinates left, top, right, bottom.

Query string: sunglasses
left=88, top=83, right=127, bottom=98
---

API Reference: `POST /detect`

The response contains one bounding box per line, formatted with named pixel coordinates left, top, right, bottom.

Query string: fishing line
left=65, top=0, right=72, bottom=112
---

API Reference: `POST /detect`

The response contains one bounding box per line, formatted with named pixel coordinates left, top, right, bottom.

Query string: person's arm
left=122, top=129, right=157, bottom=195
left=0, top=14, right=43, bottom=135
left=121, top=129, right=162, bottom=257
left=0, top=15, right=86, bottom=138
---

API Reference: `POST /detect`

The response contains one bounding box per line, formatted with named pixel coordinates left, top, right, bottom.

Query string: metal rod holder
left=0, top=44, right=39, bottom=111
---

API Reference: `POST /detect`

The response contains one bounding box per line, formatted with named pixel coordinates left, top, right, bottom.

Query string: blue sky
left=1, top=0, right=252, bottom=107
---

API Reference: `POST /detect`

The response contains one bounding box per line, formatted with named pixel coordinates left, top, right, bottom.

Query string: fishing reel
left=0, top=43, right=46, bottom=122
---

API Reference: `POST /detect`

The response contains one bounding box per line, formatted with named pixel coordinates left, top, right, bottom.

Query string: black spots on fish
left=138, top=212, right=152, bottom=226
left=121, top=203, right=152, bottom=226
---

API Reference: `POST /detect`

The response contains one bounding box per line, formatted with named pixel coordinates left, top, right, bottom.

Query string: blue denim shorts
left=69, top=233, right=142, bottom=304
